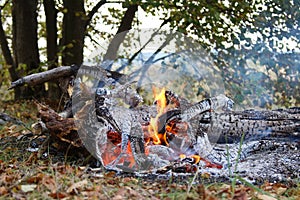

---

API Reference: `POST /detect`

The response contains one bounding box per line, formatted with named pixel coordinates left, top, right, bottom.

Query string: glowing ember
left=180, top=154, right=201, bottom=164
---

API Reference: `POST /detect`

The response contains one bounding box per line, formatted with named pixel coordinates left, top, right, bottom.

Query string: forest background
left=0, top=0, right=298, bottom=108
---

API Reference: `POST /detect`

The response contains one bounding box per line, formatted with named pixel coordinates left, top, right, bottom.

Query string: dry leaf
left=26, top=173, right=44, bottom=184
left=0, top=186, right=8, bottom=195
left=67, top=179, right=88, bottom=193
left=20, top=184, right=37, bottom=192
left=41, top=175, right=57, bottom=193
left=48, top=192, right=67, bottom=199
left=201, top=172, right=211, bottom=179
left=257, top=194, right=277, bottom=200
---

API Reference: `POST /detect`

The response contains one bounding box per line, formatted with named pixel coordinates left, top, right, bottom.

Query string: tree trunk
left=44, top=0, right=61, bottom=100
left=12, top=0, right=45, bottom=99
left=0, top=8, right=17, bottom=81
left=61, top=0, right=86, bottom=66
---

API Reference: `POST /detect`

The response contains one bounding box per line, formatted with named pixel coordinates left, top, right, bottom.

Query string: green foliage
left=132, top=0, right=300, bottom=108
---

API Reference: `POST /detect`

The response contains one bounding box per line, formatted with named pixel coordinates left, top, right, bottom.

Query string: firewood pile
left=11, top=65, right=300, bottom=184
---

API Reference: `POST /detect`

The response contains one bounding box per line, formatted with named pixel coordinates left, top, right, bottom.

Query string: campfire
left=73, top=80, right=232, bottom=173
left=9, top=64, right=300, bottom=182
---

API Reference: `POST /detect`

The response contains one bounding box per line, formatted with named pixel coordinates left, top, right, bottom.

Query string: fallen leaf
left=0, top=186, right=8, bottom=195
left=257, top=194, right=277, bottom=200
left=112, top=194, right=124, bottom=200
left=104, top=171, right=116, bottom=178
left=275, top=186, right=287, bottom=195
left=233, top=189, right=248, bottom=200
left=201, top=172, right=211, bottom=179
left=20, top=184, right=37, bottom=193
left=48, top=192, right=67, bottom=199
left=67, top=179, right=88, bottom=193
left=41, top=175, right=57, bottom=193
left=26, top=173, right=44, bottom=184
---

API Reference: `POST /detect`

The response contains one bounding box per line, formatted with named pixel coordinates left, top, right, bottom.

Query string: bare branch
left=102, top=4, right=138, bottom=69
left=86, top=32, right=100, bottom=46
left=152, top=52, right=177, bottom=64
left=116, top=18, right=171, bottom=72
left=129, top=33, right=173, bottom=85
left=85, top=0, right=107, bottom=28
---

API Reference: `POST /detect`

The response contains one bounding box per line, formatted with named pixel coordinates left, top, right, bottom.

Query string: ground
left=0, top=100, right=299, bottom=199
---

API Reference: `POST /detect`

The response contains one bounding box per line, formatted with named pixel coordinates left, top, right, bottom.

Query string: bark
left=103, top=4, right=138, bottom=69
left=9, top=65, right=78, bottom=90
left=61, top=0, right=86, bottom=66
left=43, top=0, right=61, bottom=99
left=44, top=0, right=58, bottom=69
left=9, top=65, right=124, bottom=90
left=12, top=0, right=45, bottom=99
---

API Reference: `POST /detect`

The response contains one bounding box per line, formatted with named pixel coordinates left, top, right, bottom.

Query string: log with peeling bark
left=9, top=64, right=125, bottom=90
left=200, top=107, right=300, bottom=143
left=36, top=103, right=81, bottom=147
left=9, top=65, right=78, bottom=89
left=33, top=92, right=299, bottom=182
left=36, top=101, right=299, bottom=155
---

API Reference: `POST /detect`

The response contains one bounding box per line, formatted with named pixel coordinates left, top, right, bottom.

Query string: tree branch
left=0, top=0, right=9, bottom=9
left=133, top=33, right=173, bottom=87
left=85, top=0, right=107, bottom=28
left=116, top=18, right=170, bottom=72
left=9, top=65, right=78, bottom=90
left=102, top=4, right=138, bottom=69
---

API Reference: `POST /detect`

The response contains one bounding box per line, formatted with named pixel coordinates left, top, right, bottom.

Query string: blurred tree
left=0, top=0, right=135, bottom=100
left=1, top=0, right=44, bottom=99
left=43, top=0, right=59, bottom=99
left=135, top=0, right=299, bottom=107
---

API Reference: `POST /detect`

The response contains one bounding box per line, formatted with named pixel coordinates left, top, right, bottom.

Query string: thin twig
left=0, top=0, right=10, bottom=10
left=187, top=167, right=199, bottom=194
left=116, top=18, right=170, bottom=72
left=85, top=0, right=107, bottom=28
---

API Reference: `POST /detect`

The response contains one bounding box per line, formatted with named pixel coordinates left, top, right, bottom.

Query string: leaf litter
left=0, top=100, right=299, bottom=199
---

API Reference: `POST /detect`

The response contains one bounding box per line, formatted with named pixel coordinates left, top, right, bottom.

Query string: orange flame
left=148, top=87, right=169, bottom=145
left=101, top=87, right=215, bottom=170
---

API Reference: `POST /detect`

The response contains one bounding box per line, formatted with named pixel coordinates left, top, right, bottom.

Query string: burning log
left=200, top=107, right=300, bottom=144
left=33, top=81, right=299, bottom=177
